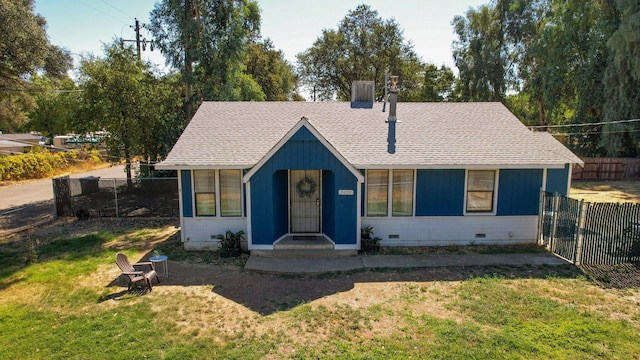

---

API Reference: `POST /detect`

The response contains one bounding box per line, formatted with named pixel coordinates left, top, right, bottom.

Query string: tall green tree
left=149, top=0, right=261, bottom=121
left=78, top=43, right=181, bottom=186
left=600, top=0, right=640, bottom=156
left=0, top=0, right=72, bottom=131
left=296, top=4, right=424, bottom=102
left=452, top=2, right=511, bottom=102
left=245, top=39, right=300, bottom=101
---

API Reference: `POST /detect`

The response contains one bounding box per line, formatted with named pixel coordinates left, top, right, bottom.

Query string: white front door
left=290, top=170, right=321, bottom=233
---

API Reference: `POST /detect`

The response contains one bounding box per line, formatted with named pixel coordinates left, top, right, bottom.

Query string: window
left=392, top=170, right=414, bottom=216
left=367, top=170, right=388, bottom=216
left=194, top=170, right=216, bottom=216
left=466, top=170, right=496, bottom=212
left=220, top=169, right=242, bottom=217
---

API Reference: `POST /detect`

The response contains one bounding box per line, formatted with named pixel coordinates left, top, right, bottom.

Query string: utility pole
left=121, top=18, right=154, bottom=60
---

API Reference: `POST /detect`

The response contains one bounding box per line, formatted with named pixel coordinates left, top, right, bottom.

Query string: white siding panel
left=182, top=218, right=247, bottom=250
left=363, top=216, right=538, bottom=246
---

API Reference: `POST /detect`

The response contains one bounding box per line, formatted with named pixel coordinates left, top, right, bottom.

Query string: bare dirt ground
left=3, top=180, right=639, bottom=315
left=7, top=218, right=582, bottom=311
left=4, top=216, right=639, bottom=350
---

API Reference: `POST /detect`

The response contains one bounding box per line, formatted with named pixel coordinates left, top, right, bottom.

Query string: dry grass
left=570, top=180, right=640, bottom=203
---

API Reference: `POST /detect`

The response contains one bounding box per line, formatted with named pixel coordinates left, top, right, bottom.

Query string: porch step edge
left=251, top=249, right=358, bottom=259
left=274, top=243, right=334, bottom=250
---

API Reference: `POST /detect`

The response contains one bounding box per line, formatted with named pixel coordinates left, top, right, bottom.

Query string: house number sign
left=338, top=189, right=354, bottom=196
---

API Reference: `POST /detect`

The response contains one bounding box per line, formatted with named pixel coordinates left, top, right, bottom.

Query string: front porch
left=251, top=235, right=358, bottom=258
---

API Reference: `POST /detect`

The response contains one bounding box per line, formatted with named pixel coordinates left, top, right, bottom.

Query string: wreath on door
left=296, top=176, right=317, bottom=198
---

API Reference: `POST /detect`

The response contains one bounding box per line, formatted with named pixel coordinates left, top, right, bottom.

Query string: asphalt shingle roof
left=157, top=101, right=582, bottom=169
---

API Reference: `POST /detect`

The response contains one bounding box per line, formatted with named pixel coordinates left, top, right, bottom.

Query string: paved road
left=0, top=165, right=125, bottom=211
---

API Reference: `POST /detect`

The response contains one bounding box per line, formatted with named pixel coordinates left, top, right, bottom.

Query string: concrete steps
left=251, top=249, right=357, bottom=259
left=251, top=235, right=357, bottom=259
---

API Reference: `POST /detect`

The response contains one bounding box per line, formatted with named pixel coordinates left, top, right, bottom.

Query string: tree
left=0, top=0, right=72, bottom=131
left=452, top=2, right=511, bottom=102
left=296, top=4, right=424, bottom=102
left=78, top=43, right=181, bottom=186
left=600, top=0, right=640, bottom=156
left=149, top=0, right=261, bottom=121
left=245, top=39, right=299, bottom=101
left=25, top=75, right=81, bottom=139
left=413, top=64, right=456, bottom=102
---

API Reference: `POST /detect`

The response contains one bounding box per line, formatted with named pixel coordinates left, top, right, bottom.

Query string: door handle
left=316, top=198, right=320, bottom=206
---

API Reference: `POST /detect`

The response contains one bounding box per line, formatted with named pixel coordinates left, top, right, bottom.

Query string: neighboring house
left=157, top=85, right=582, bottom=252
left=0, top=133, right=42, bottom=155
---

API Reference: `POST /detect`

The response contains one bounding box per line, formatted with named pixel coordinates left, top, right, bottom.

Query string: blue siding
left=415, top=169, right=465, bottom=216
left=546, top=164, right=570, bottom=196
left=181, top=170, right=193, bottom=218
left=273, top=170, right=288, bottom=239
left=322, top=170, right=335, bottom=239
left=250, top=126, right=358, bottom=245
left=497, top=169, right=544, bottom=216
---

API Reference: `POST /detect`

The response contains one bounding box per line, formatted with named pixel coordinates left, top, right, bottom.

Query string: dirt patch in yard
left=570, top=180, right=640, bottom=203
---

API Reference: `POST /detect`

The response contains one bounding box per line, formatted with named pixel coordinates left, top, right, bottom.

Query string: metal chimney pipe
left=387, top=76, right=399, bottom=123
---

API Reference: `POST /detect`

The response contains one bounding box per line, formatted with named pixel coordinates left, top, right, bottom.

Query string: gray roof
left=0, top=133, right=41, bottom=142
left=157, top=101, right=582, bottom=169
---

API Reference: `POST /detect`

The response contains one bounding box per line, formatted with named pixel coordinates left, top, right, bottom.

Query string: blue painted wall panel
left=415, top=169, right=465, bottom=216
left=249, top=126, right=358, bottom=245
left=181, top=170, right=193, bottom=218
left=546, top=164, right=570, bottom=196
left=273, top=170, right=289, bottom=239
left=497, top=169, right=544, bottom=216
left=322, top=170, right=335, bottom=239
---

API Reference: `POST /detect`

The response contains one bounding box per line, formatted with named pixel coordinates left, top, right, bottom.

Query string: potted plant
left=216, top=230, right=244, bottom=258
left=361, top=225, right=374, bottom=240
left=361, top=225, right=380, bottom=253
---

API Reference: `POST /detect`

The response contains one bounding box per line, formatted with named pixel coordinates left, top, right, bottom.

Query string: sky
left=34, top=0, right=488, bottom=74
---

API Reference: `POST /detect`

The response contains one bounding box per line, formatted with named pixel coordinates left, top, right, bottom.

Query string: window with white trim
left=366, top=170, right=388, bottom=216
left=220, top=169, right=242, bottom=217
left=466, top=170, right=496, bottom=212
left=392, top=169, right=414, bottom=216
left=194, top=170, right=216, bottom=216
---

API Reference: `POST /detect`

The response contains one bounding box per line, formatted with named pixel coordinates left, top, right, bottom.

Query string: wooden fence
left=539, top=191, right=640, bottom=265
left=572, top=157, right=640, bottom=181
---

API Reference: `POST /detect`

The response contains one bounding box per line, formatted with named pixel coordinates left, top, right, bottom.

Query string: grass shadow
left=210, top=264, right=583, bottom=316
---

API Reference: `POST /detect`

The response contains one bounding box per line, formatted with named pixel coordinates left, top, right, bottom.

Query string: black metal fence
left=52, top=176, right=178, bottom=218
left=539, top=191, right=640, bottom=265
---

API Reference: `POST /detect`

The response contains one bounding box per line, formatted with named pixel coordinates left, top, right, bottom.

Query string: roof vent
left=351, top=81, right=374, bottom=109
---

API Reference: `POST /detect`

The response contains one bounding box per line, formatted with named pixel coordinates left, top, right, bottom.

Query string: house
left=156, top=84, right=582, bottom=252
left=0, top=133, right=42, bottom=155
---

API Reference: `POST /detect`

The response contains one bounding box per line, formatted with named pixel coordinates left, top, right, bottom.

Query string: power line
left=100, top=0, right=130, bottom=18
left=121, top=18, right=155, bottom=59
left=550, top=129, right=640, bottom=136
left=74, top=0, right=129, bottom=25
left=529, top=118, right=640, bottom=129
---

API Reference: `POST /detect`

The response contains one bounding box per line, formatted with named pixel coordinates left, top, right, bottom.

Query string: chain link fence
left=53, top=176, right=178, bottom=219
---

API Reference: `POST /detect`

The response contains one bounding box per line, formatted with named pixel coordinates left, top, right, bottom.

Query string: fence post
left=537, top=189, right=545, bottom=246
left=113, top=178, right=119, bottom=219
left=550, top=194, right=560, bottom=252
left=573, top=200, right=586, bottom=265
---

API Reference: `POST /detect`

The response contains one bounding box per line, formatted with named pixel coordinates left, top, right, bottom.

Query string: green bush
left=0, top=149, right=103, bottom=181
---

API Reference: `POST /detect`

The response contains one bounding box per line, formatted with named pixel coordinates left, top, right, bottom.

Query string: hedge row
left=0, top=149, right=102, bottom=181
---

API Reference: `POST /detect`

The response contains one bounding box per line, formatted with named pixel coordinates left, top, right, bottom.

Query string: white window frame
left=365, top=169, right=416, bottom=218
left=464, top=169, right=499, bottom=215
left=193, top=169, right=216, bottom=217
left=192, top=169, right=244, bottom=218
left=219, top=169, right=243, bottom=217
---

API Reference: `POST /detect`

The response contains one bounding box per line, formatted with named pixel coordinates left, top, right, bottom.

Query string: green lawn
left=1, top=223, right=639, bottom=359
